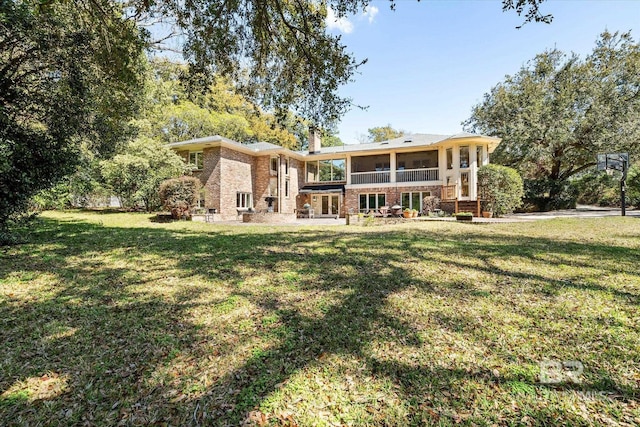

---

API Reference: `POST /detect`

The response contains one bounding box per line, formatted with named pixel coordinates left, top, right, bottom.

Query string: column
left=390, top=152, right=396, bottom=183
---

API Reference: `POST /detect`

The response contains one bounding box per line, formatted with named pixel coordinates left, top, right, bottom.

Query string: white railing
left=396, top=168, right=439, bottom=182
left=351, top=171, right=391, bottom=185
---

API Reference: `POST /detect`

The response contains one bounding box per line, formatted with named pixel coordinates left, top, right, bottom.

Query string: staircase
left=440, top=199, right=482, bottom=216
left=456, top=200, right=481, bottom=217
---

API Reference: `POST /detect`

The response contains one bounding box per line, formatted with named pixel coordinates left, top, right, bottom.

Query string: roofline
left=167, top=133, right=502, bottom=158
left=166, top=135, right=303, bottom=158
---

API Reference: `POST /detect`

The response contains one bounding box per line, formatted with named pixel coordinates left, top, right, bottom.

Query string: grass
left=0, top=210, right=639, bottom=426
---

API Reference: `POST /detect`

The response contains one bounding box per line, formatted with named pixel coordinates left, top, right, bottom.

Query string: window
left=351, top=155, right=390, bottom=172
left=460, top=146, right=469, bottom=168
left=270, top=157, right=279, bottom=175
left=397, top=150, right=438, bottom=169
left=198, top=189, right=206, bottom=208
left=285, top=179, right=290, bottom=198
left=306, top=159, right=346, bottom=182
left=446, top=148, right=453, bottom=170
left=401, top=191, right=431, bottom=211
left=284, top=158, right=289, bottom=175
left=461, top=172, right=470, bottom=197
left=306, top=161, right=318, bottom=182
left=269, top=178, right=278, bottom=197
left=359, top=193, right=386, bottom=212
left=188, top=151, right=203, bottom=170
left=237, top=192, right=252, bottom=208
left=476, top=145, right=483, bottom=166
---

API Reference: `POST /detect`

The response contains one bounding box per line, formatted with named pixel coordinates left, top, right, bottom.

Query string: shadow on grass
left=0, top=215, right=638, bottom=425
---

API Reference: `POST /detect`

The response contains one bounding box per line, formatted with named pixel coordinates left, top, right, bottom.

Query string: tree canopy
left=138, top=0, right=553, bottom=127
left=367, top=125, right=405, bottom=143
left=0, top=0, right=146, bottom=235
left=464, top=31, right=640, bottom=208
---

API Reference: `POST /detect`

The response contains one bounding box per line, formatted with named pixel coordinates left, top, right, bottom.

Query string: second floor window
left=270, top=157, right=278, bottom=175
left=460, top=146, right=470, bottom=168
left=306, top=159, right=345, bottom=182
left=446, top=148, right=453, bottom=170
left=189, top=151, right=203, bottom=170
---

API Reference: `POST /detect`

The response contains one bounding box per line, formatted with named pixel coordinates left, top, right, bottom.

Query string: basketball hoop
left=597, top=153, right=630, bottom=216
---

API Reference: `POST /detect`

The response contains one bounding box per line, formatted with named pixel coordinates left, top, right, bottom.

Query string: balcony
left=396, top=168, right=439, bottom=182
left=351, top=171, right=390, bottom=185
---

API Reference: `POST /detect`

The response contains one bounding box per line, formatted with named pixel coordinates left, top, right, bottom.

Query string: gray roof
left=167, top=132, right=498, bottom=156
left=166, top=135, right=283, bottom=153
left=245, top=141, right=283, bottom=151
left=300, top=133, right=496, bottom=155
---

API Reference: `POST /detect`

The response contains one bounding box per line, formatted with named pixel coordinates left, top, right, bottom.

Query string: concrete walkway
left=506, top=205, right=640, bottom=221
left=206, top=206, right=639, bottom=226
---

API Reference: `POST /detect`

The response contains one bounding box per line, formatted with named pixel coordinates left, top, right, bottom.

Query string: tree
left=0, top=0, right=146, bottom=238
left=477, top=164, right=524, bottom=216
left=101, top=154, right=150, bottom=209
left=163, top=0, right=553, bottom=126
left=159, top=176, right=201, bottom=219
left=100, top=138, right=187, bottom=211
left=464, top=31, right=640, bottom=210
left=367, top=125, right=405, bottom=143
left=628, top=166, right=640, bottom=208
left=138, top=59, right=299, bottom=148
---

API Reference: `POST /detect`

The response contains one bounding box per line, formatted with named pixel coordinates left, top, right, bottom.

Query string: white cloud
left=325, top=7, right=354, bottom=34
left=363, top=5, right=379, bottom=24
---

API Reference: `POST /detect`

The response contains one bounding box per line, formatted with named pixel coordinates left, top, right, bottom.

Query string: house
left=168, top=130, right=501, bottom=220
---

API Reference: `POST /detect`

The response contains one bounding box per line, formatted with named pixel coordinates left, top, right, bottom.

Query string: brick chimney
left=309, top=127, right=321, bottom=154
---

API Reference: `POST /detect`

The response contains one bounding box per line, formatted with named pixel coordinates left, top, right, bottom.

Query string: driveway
left=506, top=205, right=640, bottom=221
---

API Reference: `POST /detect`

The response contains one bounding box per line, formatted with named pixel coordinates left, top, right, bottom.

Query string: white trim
left=346, top=181, right=443, bottom=190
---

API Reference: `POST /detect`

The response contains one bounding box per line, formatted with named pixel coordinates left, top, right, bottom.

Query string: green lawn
left=1, top=211, right=639, bottom=426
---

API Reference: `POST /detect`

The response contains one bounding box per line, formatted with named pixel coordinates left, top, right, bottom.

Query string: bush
left=477, top=164, right=524, bottom=217
left=628, top=166, right=640, bottom=208
left=572, top=171, right=619, bottom=207
left=522, top=178, right=577, bottom=211
left=159, top=176, right=201, bottom=219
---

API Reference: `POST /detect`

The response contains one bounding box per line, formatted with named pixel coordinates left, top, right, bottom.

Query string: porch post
left=470, top=144, right=477, bottom=200
left=390, top=152, right=396, bottom=183
left=346, top=155, right=352, bottom=185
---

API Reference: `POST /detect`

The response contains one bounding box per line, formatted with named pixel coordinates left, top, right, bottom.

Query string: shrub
left=572, top=171, right=619, bottom=207
left=522, top=178, right=577, bottom=211
left=478, top=164, right=524, bottom=216
left=421, top=196, right=440, bottom=214
left=159, top=176, right=201, bottom=219
left=628, top=165, right=640, bottom=208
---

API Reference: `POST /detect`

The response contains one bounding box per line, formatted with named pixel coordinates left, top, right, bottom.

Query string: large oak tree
left=464, top=31, right=640, bottom=209
left=0, top=0, right=146, bottom=237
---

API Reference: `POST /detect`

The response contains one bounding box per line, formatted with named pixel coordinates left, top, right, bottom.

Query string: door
left=330, top=195, right=339, bottom=216
left=460, top=172, right=470, bottom=199
left=321, top=195, right=340, bottom=216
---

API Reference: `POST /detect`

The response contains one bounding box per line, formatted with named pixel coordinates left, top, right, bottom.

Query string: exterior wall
left=173, top=139, right=495, bottom=220
left=280, top=156, right=300, bottom=214
left=344, top=185, right=443, bottom=214
left=253, top=156, right=272, bottom=212
left=181, top=147, right=222, bottom=213
left=218, top=147, right=254, bottom=220
left=296, top=162, right=309, bottom=213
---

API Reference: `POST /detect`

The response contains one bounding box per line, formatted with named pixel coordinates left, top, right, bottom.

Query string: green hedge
left=477, top=165, right=524, bottom=217
left=159, top=176, right=201, bottom=219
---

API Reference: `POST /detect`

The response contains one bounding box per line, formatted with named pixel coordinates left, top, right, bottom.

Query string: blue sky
left=328, top=1, right=640, bottom=144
